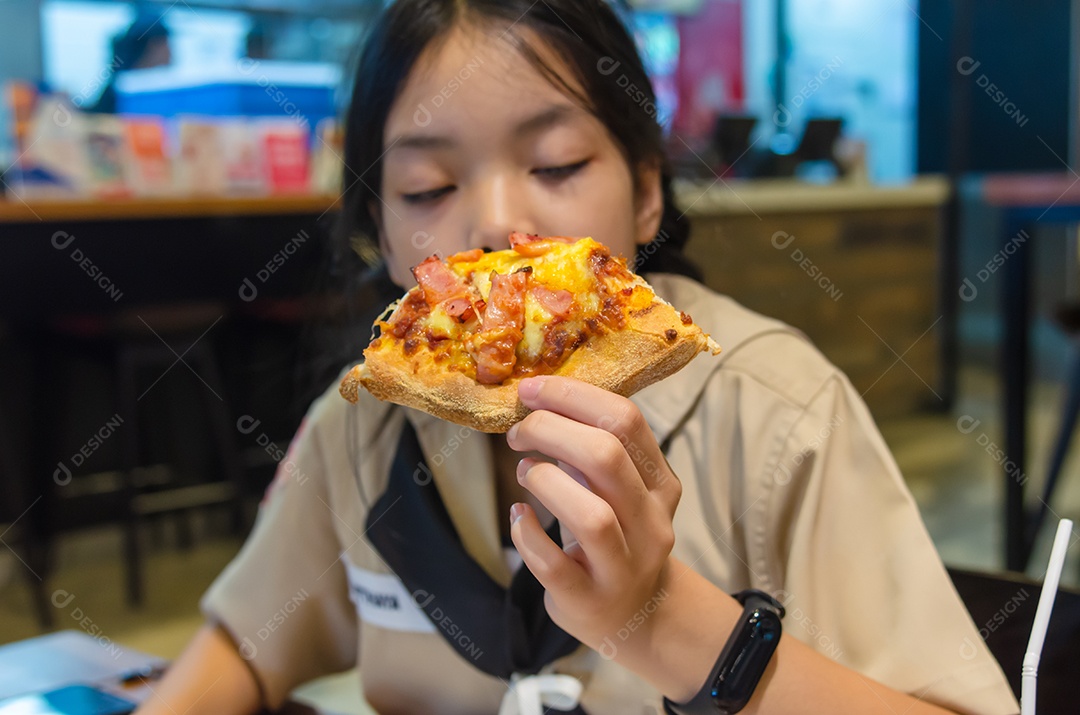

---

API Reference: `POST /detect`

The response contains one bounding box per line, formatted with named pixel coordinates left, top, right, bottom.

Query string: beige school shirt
left=202, top=274, right=1019, bottom=715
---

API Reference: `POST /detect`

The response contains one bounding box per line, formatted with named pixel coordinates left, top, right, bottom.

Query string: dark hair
left=333, top=0, right=701, bottom=296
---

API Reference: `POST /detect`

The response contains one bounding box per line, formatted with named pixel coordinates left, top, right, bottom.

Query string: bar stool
left=0, top=338, right=53, bottom=629
left=44, top=302, right=246, bottom=607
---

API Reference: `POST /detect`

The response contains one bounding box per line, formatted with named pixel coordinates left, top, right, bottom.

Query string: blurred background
left=0, top=0, right=1078, bottom=712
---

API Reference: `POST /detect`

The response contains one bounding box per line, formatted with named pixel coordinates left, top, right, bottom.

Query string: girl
left=136, top=2, right=1018, bottom=714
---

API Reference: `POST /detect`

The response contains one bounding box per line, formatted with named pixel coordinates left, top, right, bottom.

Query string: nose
left=466, top=173, right=536, bottom=252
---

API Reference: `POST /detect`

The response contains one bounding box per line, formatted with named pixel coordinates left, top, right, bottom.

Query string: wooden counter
left=2, top=180, right=949, bottom=418
left=0, top=193, right=339, bottom=223
left=0, top=178, right=947, bottom=223
left=675, top=176, right=951, bottom=217
left=680, top=177, right=951, bottom=418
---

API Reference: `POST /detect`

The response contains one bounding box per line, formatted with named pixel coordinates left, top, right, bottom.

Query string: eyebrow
left=385, top=104, right=583, bottom=155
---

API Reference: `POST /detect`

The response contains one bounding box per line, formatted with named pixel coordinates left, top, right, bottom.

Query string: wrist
left=599, top=557, right=745, bottom=703
left=664, top=589, right=785, bottom=715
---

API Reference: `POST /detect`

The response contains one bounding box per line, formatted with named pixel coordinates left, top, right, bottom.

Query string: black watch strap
left=663, top=589, right=785, bottom=715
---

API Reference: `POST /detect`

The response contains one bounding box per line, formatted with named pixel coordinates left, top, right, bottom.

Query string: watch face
left=711, top=610, right=782, bottom=711
left=665, top=592, right=784, bottom=715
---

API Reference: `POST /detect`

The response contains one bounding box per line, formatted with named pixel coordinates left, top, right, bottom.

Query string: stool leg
left=117, top=344, right=143, bottom=608
left=24, top=539, right=53, bottom=629
left=175, top=510, right=194, bottom=550
left=1, top=363, right=54, bottom=630
left=27, top=335, right=59, bottom=629
left=190, top=343, right=246, bottom=535
left=1031, top=350, right=1080, bottom=543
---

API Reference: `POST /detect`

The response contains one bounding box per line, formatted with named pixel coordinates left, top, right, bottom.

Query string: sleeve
left=766, top=374, right=1020, bottom=715
left=200, top=398, right=359, bottom=710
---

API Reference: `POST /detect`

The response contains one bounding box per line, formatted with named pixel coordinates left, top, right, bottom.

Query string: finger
left=509, top=502, right=587, bottom=595
left=516, top=458, right=629, bottom=580
left=517, top=376, right=670, bottom=492
left=507, top=410, right=649, bottom=526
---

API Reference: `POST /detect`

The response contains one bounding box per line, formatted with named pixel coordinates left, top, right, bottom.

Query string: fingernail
left=510, top=502, right=526, bottom=525
left=518, top=377, right=544, bottom=402
left=516, top=458, right=531, bottom=482
left=506, top=422, right=519, bottom=443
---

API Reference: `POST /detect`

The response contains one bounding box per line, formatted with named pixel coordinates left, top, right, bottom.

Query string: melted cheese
left=521, top=291, right=551, bottom=362
left=425, top=305, right=460, bottom=339
left=450, top=237, right=601, bottom=297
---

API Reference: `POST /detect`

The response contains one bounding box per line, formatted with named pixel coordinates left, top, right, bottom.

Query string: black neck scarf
left=364, top=419, right=588, bottom=712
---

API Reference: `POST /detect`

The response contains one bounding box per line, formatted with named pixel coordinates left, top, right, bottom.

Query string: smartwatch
left=663, top=589, right=785, bottom=715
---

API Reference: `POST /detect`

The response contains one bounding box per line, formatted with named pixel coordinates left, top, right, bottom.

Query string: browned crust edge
left=340, top=300, right=720, bottom=433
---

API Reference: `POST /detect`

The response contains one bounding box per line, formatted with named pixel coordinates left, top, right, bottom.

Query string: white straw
left=1021, top=518, right=1074, bottom=715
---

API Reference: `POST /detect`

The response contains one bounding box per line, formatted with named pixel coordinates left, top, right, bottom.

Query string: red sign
left=673, top=0, right=745, bottom=139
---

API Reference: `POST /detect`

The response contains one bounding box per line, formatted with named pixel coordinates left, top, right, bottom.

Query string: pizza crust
left=340, top=300, right=720, bottom=433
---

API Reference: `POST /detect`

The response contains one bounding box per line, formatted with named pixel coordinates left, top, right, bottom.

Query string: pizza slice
left=340, top=232, right=721, bottom=433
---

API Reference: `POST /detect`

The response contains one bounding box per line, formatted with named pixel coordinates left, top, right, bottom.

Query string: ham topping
left=509, top=231, right=579, bottom=257
left=413, top=255, right=481, bottom=323
left=412, top=256, right=468, bottom=305
left=481, top=270, right=528, bottom=331
left=443, top=297, right=476, bottom=322
left=448, top=248, right=484, bottom=263
left=531, top=286, right=573, bottom=317
left=471, top=270, right=528, bottom=384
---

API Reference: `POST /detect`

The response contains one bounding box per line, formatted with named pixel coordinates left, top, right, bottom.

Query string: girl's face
left=376, top=23, right=663, bottom=288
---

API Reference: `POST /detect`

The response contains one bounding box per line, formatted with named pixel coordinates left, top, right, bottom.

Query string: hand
left=505, top=384, right=965, bottom=715
left=506, top=376, right=682, bottom=654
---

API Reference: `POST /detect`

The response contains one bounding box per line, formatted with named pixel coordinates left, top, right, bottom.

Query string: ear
left=633, top=160, right=664, bottom=247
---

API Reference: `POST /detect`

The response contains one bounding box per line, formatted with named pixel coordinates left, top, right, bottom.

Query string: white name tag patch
left=344, top=561, right=436, bottom=633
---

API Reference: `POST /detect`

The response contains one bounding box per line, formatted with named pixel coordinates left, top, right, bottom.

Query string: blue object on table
left=115, top=62, right=340, bottom=129
left=0, top=685, right=135, bottom=715
left=0, top=631, right=163, bottom=703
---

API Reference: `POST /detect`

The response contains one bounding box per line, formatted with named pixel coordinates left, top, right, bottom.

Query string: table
left=948, top=567, right=1080, bottom=712
left=0, top=630, right=331, bottom=713
left=982, top=173, right=1080, bottom=571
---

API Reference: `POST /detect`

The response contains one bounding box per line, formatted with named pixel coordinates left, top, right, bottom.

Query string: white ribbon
left=498, top=672, right=584, bottom=715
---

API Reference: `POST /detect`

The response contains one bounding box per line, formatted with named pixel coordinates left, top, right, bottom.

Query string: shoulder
left=646, top=273, right=845, bottom=412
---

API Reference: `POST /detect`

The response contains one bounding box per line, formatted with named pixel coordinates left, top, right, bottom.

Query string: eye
left=533, top=159, right=590, bottom=180
left=402, top=186, right=455, bottom=204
